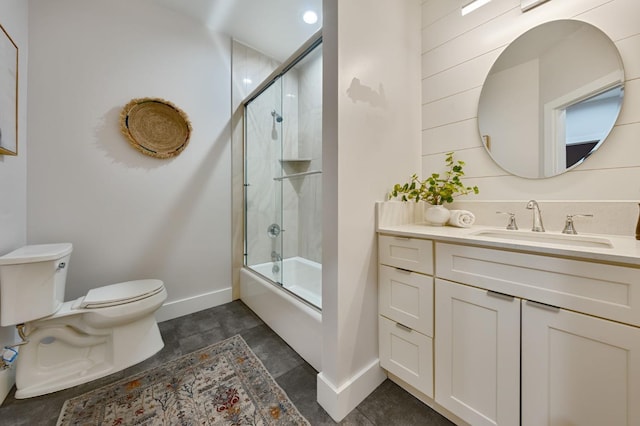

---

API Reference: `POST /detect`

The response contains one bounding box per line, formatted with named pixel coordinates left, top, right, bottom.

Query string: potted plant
left=389, top=151, right=479, bottom=225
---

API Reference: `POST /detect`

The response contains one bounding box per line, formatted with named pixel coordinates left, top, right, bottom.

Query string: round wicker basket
left=120, top=98, right=192, bottom=159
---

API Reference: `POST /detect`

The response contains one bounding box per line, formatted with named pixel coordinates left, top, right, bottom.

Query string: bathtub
left=250, top=256, right=322, bottom=309
left=240, top=257, right=322, bottom=371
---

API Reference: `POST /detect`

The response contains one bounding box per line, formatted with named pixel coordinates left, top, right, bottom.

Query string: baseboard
left=317, top=359, right=387, bottom=422
left=155, top=287, right=233, bottom=322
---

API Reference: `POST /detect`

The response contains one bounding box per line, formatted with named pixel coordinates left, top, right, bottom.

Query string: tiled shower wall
left=231, top=41, right=280, bottom=293
left=232, top=41, right=322, bottom=267
left=294, top=48, right=323, bottom=263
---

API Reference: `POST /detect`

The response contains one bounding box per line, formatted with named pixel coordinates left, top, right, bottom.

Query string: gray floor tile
left=356, top=380, right=455, bottom=426
left=241, top=324, right=306, bottom=379
left=276, top=363, right=339, bottom=425
left=0, top=300, right=453, bottom=426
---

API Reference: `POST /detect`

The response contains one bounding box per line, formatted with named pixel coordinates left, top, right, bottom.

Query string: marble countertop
left=377, top=223, right=640, bottom=267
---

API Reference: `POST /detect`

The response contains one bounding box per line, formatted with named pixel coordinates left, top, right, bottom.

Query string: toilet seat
left=73, top=279, right=165, bottom=309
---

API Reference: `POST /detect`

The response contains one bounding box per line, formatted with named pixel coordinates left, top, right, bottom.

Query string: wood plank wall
left=421, top=0, right=640, bottom=200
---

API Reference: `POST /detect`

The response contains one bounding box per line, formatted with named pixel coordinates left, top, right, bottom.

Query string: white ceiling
left=154, top=0, right=322, bottom=62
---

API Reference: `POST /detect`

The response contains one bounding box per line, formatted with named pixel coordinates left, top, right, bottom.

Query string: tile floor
left=0, top=301, right=454, bottom=425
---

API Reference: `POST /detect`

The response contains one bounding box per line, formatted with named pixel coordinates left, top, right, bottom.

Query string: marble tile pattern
left=0, top=301, right=454, bottom=425
left=231, top=41, right=281, bottom=296
left=241, top=42, right=323, bottom=267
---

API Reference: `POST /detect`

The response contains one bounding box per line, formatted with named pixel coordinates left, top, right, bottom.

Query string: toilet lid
left=80, top=279, right=165, bottom=309
left=0, top=243, right=72, bottom=265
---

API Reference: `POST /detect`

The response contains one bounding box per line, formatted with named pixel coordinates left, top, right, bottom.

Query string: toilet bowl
left=0, top=243, right=167, bottom=399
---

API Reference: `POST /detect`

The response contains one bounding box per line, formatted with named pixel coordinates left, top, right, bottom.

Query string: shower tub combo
left=240, top=36, right=323, bottom=371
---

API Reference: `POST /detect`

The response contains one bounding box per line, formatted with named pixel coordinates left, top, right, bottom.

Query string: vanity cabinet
left=377, top=231, right=640, bottom=426
left=434, top=242, right=640, bottom=426
left=378, top=235, right=434, bottom=397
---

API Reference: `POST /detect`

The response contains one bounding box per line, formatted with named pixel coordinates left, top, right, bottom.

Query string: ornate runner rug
left=57, top=335, right=310, bottom=425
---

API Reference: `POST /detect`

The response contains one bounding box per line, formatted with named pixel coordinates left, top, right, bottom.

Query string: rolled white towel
left=448, top=210, right=475, bottom=228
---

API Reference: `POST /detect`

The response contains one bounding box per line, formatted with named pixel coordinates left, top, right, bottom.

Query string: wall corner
left=317, top=359, right=387, bottom=421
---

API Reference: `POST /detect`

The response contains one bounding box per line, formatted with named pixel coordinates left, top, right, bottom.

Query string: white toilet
left=0, top=243, right=167, bottom=399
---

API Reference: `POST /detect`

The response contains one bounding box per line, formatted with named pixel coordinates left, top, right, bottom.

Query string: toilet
left=0, top=243, right=167, bottom=399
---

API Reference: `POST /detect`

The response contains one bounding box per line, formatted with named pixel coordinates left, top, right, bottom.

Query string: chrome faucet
left=526, top=200, right=545, bottom=232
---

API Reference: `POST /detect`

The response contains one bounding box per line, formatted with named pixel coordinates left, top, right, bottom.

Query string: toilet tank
left=0, top=243, right=72, bottom=326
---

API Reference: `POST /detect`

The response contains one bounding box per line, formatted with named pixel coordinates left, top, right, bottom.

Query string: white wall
left=421, top=0, right=640, bottom=201
left=27, top=0, right=232, bottom=320
left=319, top=0, right=422, bottom=420
left=0, top=0, right=28, bottom=404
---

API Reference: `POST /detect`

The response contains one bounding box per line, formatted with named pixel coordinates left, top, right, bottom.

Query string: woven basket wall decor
left=120, top=98, right=192, bottom=159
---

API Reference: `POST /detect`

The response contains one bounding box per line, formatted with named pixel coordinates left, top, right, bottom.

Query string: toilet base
left=14, top=314, right=164, bottom=399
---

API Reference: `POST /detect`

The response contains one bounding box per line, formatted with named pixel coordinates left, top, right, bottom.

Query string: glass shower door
left=244, top=39, right=323, bottom=309
left=244, top=79, right=284, bottom=284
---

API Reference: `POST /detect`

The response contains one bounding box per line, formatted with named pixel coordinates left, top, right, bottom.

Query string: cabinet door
left=522, top=301, right=640, bottom=426
left=435, top=279, right=520, bottom=426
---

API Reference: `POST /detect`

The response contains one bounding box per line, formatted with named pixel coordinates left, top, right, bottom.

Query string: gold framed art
left=0, top=22, right=18, bottom=156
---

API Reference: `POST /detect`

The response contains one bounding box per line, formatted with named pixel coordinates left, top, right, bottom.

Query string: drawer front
left=379, top=235, right=433, bottom=275
left=436, top=242, right=640, bottom=327
left=379, top=315, right=433, bottom=398
left=379, top=265, right=433, bottom=336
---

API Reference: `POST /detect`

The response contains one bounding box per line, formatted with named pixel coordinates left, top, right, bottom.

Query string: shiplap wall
left=421, top=0, right=640, bottom=201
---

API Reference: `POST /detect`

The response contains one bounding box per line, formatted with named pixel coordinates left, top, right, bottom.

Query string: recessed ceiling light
left=303, top=10, right=318, bottom=25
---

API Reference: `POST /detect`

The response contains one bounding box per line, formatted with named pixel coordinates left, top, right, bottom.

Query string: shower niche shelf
left=280, top=158, right=314, bottom=178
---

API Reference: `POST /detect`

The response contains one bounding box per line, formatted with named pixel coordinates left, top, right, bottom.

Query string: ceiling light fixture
left=303, top=10, right=318, bottom=25
left=461, top=0, right=492, bottom=16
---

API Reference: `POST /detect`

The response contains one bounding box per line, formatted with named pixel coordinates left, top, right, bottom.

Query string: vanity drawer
left=379, top=235, right=433, bottom=275
left=379, top=265, right=433, bottom=336
left=379, top=315, right=433, bottom=398
left=435, top=242, right=640, bottom=327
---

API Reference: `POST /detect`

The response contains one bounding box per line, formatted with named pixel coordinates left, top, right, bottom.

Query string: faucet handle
left=562, top=214, right=593, bottom=235
left=496, top=211, right=518, bottom=230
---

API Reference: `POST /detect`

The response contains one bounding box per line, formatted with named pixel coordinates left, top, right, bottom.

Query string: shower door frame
left=242, top=32, right=323, bottom=308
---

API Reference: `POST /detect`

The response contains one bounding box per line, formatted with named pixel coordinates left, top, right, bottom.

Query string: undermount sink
left=468, top=229, right=614, bottom=249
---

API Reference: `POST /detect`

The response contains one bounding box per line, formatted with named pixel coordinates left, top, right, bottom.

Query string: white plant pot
left=424, top=204, right=450, bottom=226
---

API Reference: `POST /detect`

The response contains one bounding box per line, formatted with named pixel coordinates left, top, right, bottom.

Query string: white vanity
left=378, top=13, right=637, bottom=424
left=377, top=217, right=640, bottom=426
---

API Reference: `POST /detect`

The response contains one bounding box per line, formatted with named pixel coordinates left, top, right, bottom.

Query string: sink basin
left=469, top=229, right=614, bottom=249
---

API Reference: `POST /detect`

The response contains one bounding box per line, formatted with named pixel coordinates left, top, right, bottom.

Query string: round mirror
left=478, top=20, right=624, bottom=179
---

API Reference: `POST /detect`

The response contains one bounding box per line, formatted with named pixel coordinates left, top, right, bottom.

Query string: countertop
left=377, top=223, right=640, bottom=267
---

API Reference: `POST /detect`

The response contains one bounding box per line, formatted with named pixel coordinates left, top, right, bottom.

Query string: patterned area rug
left=57, top=335, right=310, bottom=425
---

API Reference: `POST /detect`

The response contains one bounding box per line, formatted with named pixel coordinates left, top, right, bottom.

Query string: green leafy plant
left=389, top=151, right=479, bottom=205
